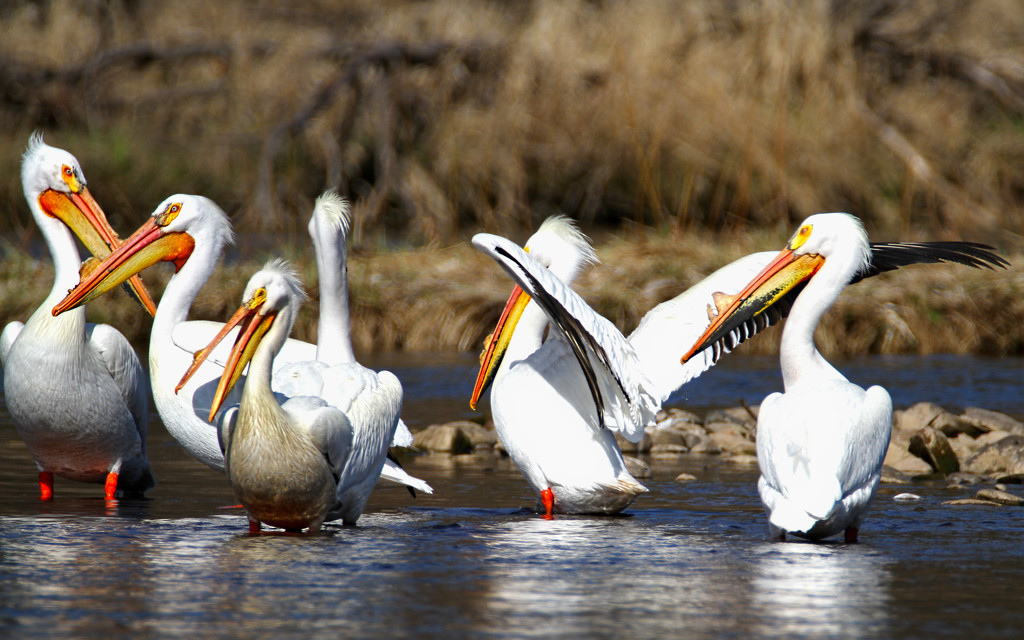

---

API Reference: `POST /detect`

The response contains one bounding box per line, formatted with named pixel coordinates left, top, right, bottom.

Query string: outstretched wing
left=678, top=241, right=1009, bottom=374
left=628, top=251, right=780, bottom=402
left=472, top=233, right=658, bottom=441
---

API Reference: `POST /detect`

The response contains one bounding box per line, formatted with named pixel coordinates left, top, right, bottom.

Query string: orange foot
left=39, top=472, right=54, bottom=501
left=104, top=472, right=119, bottom=501
left=844, top=526, right=859, bottom=543
left=541, top=488, right=554, bottom=520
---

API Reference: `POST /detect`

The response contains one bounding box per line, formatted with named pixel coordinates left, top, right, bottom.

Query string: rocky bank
left=411, top=401, right=1024, bottom=507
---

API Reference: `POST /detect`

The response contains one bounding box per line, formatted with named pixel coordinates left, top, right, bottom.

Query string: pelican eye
left=61, top=164, right=82, bottom=192
left=789, top=224, right=813, bottom=250
left=156, top=202, right=183, bottom=226
left=249, top=287, right=268, bottom=310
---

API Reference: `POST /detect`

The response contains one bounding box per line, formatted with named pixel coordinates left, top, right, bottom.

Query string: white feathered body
left=757, top=376, right=892, bottom=540
left=491, top=334, right=647, bottom=514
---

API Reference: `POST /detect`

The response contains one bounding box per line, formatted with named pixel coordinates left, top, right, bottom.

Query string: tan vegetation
left=1, top=231, right=1020, bottom=356
left=1, top=0, right=1022, bottom=355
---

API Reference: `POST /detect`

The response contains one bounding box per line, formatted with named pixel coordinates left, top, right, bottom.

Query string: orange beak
left=680, top=248, right=825, bottom=364
left=469, top=284, right=532, bottom=409
left=52, top=214, right=194, bottom=317
left=38, top=187, right=156, bottom=316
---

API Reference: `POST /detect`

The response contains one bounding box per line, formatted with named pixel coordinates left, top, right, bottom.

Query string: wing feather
left=472, top=233, right=657, bottom=440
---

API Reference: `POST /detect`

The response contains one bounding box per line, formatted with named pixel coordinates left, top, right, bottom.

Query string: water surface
left=1, top=355, right=1022, bottom=639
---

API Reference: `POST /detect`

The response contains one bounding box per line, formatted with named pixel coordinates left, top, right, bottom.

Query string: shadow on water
left=1, top=354, right=1023, bottom=638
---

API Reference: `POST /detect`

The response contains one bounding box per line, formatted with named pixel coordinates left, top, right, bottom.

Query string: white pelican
left=54, top=194, right=240, bottom=470
left=51, top=193, right=428, bottom=494
left=180, top=260, right=401, bottom=528
left=474, top=219, right=647, bottom=516
left=1, top=133, right=156, bottom=500
left=471, top=217, right=780, bottom=516
left=472, top=216, right=1008, bottom=519
left=197, top=261, right=353, bottom=532
left=271, top=191, right=430, bottom=495
left=681, top=213, right=1008, bottom=541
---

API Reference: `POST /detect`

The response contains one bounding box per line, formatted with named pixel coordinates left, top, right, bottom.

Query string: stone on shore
left=413, top=421, right=495, bottom=454
left=960, top=407, right=1024, bottom=435
left=963, top=435, right=1024, bottom=476
left=417, top=401, right=1021, bottom=483
left=883, top=443, right=933, bottom=474
left=942, top=498, right=1003, bottom=507
left=975, top=488, right=1024, bottom=506
left=624, top=455, right=651, bottom=479
left=908, top=427, right=960, bottom=474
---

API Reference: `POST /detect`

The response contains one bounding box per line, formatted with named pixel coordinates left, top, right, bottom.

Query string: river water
left=1, top=354, right=1022, bottom=639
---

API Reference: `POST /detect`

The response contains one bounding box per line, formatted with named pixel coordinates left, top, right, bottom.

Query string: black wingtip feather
left=694, top=240, right=1007, bottom=364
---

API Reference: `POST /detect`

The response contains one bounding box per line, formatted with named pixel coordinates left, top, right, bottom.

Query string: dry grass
left=0, top=0, right=1023, bottom=243
left=2, top=228, right=1020, bottom=357
left=1, top=1, right=1021, bottom=357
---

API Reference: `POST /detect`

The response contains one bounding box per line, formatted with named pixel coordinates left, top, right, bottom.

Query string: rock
left=650, top=451, right=689, bottom=461
left=687, top=434, right=722, bottom=455
left=616, top=430, right=653, bottom=454
left=704, top=406, right=757, bottom=429
left=931, top=412, right=988, bottom=439
left=965, top=430, right=1013, bottom=458
left=946, top=472, right=987, bottom=485
left=624, top=455, right=650, bottom=479
left=650, top=443, right=689, bottom=455
left=976, top=488, right=1024, bottom=506
left=996, top=473, right=1024, bottom=484
left=908, top=427, right=960, bottom=474
left=947, top=433, right=979, bottom=462
left=881, top=466, right=915, bottom=484
left=708, top=431, right=757, bottom=456
left=674, top=473, right=698, bottom=483
left=649, top=427, right=688, bottom=448
left=895, top=402, right=946, bottom=436
left=459, top=421, right=499, bottom=447
left=723, top=454, right=759, bottom=465
left=963, top=435, right=1024, bottom=476
left=413, top=422, right=477, bottom=454
left=883, top=443, right=933, bottom=474
left=658, top=407, right=703, bottom=427
left=704, top=421, right=750, bottom=438
left=961, top=407, right=1024, bottom=435
left=896, top=402, right=985, bottom=439
left=942, top=498, right=1002, bottom=507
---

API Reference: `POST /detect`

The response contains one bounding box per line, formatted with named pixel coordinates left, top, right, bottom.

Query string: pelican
left=472, top=216, right=1007, bottom=519
left=272, top=191, right=430, bottom=495
left=1, top=132, right=156, bottom=500
left=681, top=213, right=1009, bottom=541
left=51, top=193, right=427, bottom=494
left=53, top=194, right=240, bottom=470
left=471, top=217, right=779, bottom=516
left=197, top=261, right=353, bottom=532
left=180, top=260, right=401, bottom=528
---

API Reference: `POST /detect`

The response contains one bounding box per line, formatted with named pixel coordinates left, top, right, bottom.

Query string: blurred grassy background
left=1, top=0, right=1022, bottom=355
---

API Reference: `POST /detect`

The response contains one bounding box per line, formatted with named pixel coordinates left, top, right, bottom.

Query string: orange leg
left=249, top=520, right=262, bottom=534
left=39, top=472, right=54, bottom=501
left=104, top=472, right=119, bottom=500
left=844, top=526, right=859, bottom=543
left=541, top=488, right=554, bottom=520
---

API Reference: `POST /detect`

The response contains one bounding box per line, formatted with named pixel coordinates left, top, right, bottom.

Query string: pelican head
left=681, top=213, right=870, bottom=364
left=22, top=132, right=156, bottom=315
left=310, top=190, right=352, bottom=240
left=176, top=260, right=307, bottom=421
left=52, top=194, right=233, bottom=317
left=470, top=216, right=597, bottom=409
